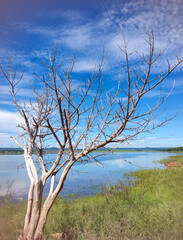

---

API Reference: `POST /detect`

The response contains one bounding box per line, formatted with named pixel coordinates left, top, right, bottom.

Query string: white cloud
left=14, top=22, right=57, bottom=39
left=0, top=132, right=16, bottom=147
left=0, top=47, right=35, bottom=68
left=106, top=31, right=148, bottom=59
left=0, top=83, right=33, bottom=99
left=73, top=60, right=99, bottom=72
left=0, top=100, right=14, bottom=106
left=10, top=0, right=183, bottom=73
left=0, top=85, right=11, bottom=96
left=100, top=0, right=183, bottom=65
left=0, top=110, right=22, bottom=133
left=121, top=0, right=183, bottom=48
left=59, top=25, right=92, bottom=50
left=47, top=9, right=85, bottom=22
left=16, top=21, right=92, bottom=51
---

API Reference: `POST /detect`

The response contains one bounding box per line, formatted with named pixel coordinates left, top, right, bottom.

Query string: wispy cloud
left=0, top=132, right=16, bottom=147
left=0, top=100, right=14, bottom=106
left=60, top=25, right=92, bottom=50
left=0, top=47, right=36, bottom=68
left=0, top=84, right=33, bottom=98
left=45, top=9, right=85, bottom=23
left=8, top=0, right=183, bottom=74
left=73, top=59, right=102, bottom=72
left=0, top=110, right=22, bottom=133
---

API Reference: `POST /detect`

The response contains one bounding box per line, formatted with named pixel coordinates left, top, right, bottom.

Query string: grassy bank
left=0, top=197, right=26, bottom=240
left=1, top=155, right=183, bottom=240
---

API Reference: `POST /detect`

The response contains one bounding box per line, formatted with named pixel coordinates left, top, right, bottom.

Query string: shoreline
left=1, top=149, right=183, bottom=155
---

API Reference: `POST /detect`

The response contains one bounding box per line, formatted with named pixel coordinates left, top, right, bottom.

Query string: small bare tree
left=1, top=30, right=183, bottom=240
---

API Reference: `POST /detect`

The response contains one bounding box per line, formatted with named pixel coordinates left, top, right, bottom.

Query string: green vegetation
left=163, top=146, right=183, bottom=152
left=0, top=147, right=166, bottom=155
left=1, top=154, right=183, bottom=240
left=0, top=148, right=81, bottom=155
left=0, top=197, right=26, bottom=240
left=0, top=150, right=24, bottom=155
left=159, top=154, right=183, bottom=165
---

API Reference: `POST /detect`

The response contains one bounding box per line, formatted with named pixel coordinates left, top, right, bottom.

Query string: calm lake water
left=0, top=151, right=179, bottom=199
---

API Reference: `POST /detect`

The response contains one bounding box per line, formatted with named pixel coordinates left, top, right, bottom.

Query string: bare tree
left=1, top=30, right=183, bottom=240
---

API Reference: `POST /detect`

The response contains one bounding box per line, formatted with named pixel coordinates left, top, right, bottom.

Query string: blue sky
left=0, top=0, right=183, bottom=148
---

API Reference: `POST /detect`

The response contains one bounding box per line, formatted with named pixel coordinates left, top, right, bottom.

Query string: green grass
left=159, top=154, right=183, bottom=165
left=45, top=165, right=183, bottom=240
left=1, top=154, right=183, bottom=240
left=0, top=197, right=26, bottom=240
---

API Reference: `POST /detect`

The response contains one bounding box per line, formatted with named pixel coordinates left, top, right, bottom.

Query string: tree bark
left=23, top=184, right=34, bottom=235
left=34, top=197, right=54, bottom=240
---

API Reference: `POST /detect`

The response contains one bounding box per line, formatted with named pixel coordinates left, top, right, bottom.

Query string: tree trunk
left=17, top=197, right=54, bottom=240
left=23, top=184, right=34, bottom=236
left=18, top=180, right=46, bottom=240
left=34, top=197, right=54, bottom=240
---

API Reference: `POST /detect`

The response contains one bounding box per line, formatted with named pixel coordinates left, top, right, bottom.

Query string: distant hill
left=111, top=147, right=167, bottom=151
left=0, top=146, right=175, bottom=155
left=163, top=146, right=183, bottom=152
left=0, top=147, right=59, bottom=155
left=94, top=147, right=168, bottom=151
left=0, top=148, right=21, bottom=151
left=0, top=148, right=23, bottom=154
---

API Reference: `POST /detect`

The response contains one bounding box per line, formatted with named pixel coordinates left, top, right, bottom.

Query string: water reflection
left=0, top=151, right=179, bottom=198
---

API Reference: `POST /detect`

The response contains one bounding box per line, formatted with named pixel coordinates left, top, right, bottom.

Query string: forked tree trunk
left=18, top=181, right=47, bottom=240
left=18, top=165, right=71, bottom=240
left=18, top=195, right=56, bottom=240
